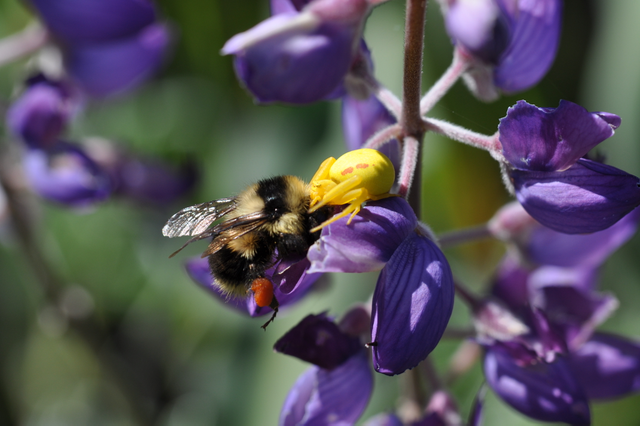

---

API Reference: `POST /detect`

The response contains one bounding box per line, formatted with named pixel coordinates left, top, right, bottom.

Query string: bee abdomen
left=208, top=231, right=275, bottom=297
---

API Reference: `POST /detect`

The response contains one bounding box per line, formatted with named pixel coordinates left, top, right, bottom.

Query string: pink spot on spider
left=341, top=167, right=354, bottom=176
left=356, top=163, right=369, bottom=169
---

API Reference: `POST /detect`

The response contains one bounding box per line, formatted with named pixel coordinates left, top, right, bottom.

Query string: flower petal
left=307, top=197, right=417, bottom=274
left=6, top=77, right=79, bottom=149
left=371, top=233, right=454, bottom=375
left=511, top=159, right=640, bottom=234
left=500, top=100, right=618, bottom=172
left=274, top=313, right=361, bottom=369
left=526, top=206, right=640, bottom=268
left=494, top=0, right=562, bottom=93
left=185, top=256, right=316, bottom=317
left=446, top=0, right=513, bottom=64
left=66, top=23, right=170, bottom=97
left=23, top=142, right=111, bottom=207
left=31, top=0, right=156, bottom=44
left=280, top=352, right=372, bottom=426
left=484, top=346, right=591, bottom=424
left=569, top=332, right=640, bottom=400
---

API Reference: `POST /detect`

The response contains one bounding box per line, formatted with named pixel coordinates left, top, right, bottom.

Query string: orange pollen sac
left=251, top=278, right=274, bottom=308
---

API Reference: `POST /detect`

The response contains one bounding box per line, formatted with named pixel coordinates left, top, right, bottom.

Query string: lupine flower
left=83, top=139, right=196, bottom=206
left=222, top=0, right=370, bottom=104
left=23, top=141, right=111, bottom=207
left=443, top=0, right=562, bottom=99
left=28, top=0, right=169, bottom=97
left=277, top=312, right=373, bottom=425
left=484, top=345, right=591, bottom=424
left=371, top=231, right=455, bottom=375
left=6, top=75, right=80, bottom=149
left=475, top=204, right=640, bottom=423
left=498, top=100, right=640, bottom=234
left=568, top=332, right=640, bottom=400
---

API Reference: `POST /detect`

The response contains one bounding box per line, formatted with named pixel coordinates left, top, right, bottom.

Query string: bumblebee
left=163, top=149, right=395, bottom=329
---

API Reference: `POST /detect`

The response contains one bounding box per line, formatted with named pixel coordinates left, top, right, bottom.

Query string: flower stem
left=401, top=0, right=428, bottom=215
left=0, top=24, right=48, bottom=68
left=363, top=123, right=403, bottom=151
left=438, top=223, right=492, bottom=249
left=420, top=48, right=469, bottom=114
left=424, top=117, right=502, bottom=155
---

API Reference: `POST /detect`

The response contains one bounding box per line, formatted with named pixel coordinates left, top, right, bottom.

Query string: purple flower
left=499, top=100, right=640, bottom=234
left=371, top=232, right=454, bottom=375
left=29, top=0, right=169, bottom=97
left=222, top=0, right=369, bottom=104
left=85, top=139, right=196, bottom=206
left=23, top=141, right=111, bottom=207
left=65, top=23, right=170, bottom=97
left=500, top=100, right=620, bottom=172
left=185, top=256, right=318, bottom=317
left=279, top=351, right=373, bottom=425
left=484, top=346, right=591, bottom=424
left=307, top=197, right=417, bottom=273
left=568, top=333, right=640, bottom=400
left=29, top=0, right=156, bottom=44
left=278, top=309, right=372, bottom=425
left=526, top=206, right=640, bottom=268
left=6, top=76, right=80, bottom=149
left=444, top=0, right=562, bottom=98
left=511, top=159, right=640, bottom=234
left=274, top=313, right=361, bottom=369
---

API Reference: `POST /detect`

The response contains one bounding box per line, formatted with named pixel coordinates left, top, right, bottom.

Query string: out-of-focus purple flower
left=526, top=206, right=640, bottom=268
left=342, top=93, right=400, bottom=171
left=84, top=139, right=196, bottom=206
left=307, top=197, right=417, bottom=273
left=185, top=256, right=319, bottom=318
left=568, top=332, right=640, bottom=400
left=274, top=313, right=361, bottom=369
left=29, top=0, right=169, bottom=97
left=484, top=346, right=591, bottom=424
left=280, top=351, right=373, bottom=425
left=444, top=0, right=562, bottom=98
left=6, top=76, right=80, bottom=149
left=498, top=100, right=640, bottom=234
left=371, top=232, right=454, bottom=375
left=65, top=23, right=170, bottom=97
left=23, top=141, right=111, bottom=207
left=29, top=0, right=156, bottom=44
left=222, top=0, right=370, bottom=104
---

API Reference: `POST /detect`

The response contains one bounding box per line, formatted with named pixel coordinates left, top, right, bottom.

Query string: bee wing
left=168, top=210, right=270, bottom=258
left=162, top=197, right=237, bottom=238
left=201, top=215, right=269, bottom=257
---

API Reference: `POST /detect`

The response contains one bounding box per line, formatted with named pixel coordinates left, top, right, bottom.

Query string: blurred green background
left=0, top=0, right=639, bottom=425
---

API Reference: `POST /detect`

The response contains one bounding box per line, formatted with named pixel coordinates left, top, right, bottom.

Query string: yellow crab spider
left=308, top=148, right=396, bottom=232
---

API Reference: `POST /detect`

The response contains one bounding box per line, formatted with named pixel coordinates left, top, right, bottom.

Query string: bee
left=163, top=175, right=331, bottom=329
left=163, top=149, right=395, bottom=329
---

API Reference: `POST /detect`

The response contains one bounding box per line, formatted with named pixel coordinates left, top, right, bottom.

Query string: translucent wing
left=162, top=197, right=237, bottom=238
left=167, top=210, right=270, bottom=258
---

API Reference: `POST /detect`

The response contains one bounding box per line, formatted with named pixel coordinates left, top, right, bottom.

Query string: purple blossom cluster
left=4, top=1, right=194, bottom=208
left=2, top=0, right=640, bottom=424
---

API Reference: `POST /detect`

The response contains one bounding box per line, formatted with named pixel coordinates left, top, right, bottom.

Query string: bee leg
left=251, top=278, right=279, bottom=330
left=260, top=296, right=279, bottom=330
